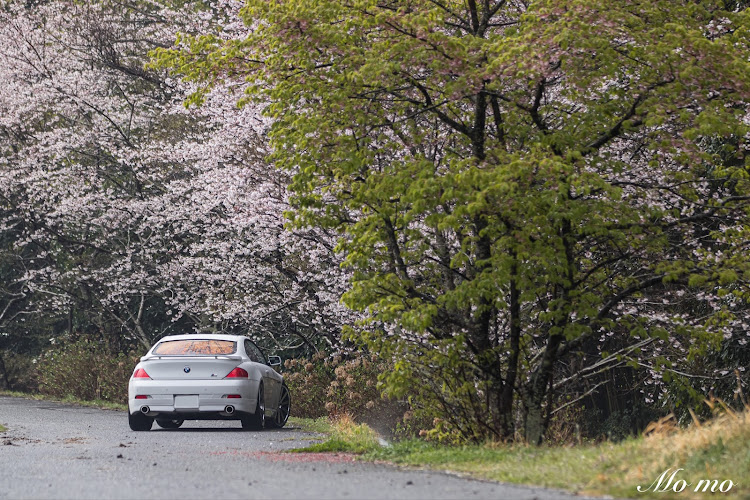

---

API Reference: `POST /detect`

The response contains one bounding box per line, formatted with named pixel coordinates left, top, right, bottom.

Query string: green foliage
left=155, top=0, right=750, bottom=443
left=374, top=336, right=504, bottom=443
left=37, top=336, right=136, bottom=402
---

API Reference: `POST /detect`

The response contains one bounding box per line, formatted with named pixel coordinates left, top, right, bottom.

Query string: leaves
left=4, top=0, right=749, bottom=442
left=154, top=0, right=750, bottom=441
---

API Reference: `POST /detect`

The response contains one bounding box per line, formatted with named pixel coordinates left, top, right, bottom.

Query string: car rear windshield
left=152, top=339, right=236, bottom=356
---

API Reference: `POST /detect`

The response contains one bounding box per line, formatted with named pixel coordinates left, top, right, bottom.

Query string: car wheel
left=128, top=411, right=153, bottom=431
left=155, top=418, right=184, bottom=429
left=241, top=383, right=265, bottom=430
left=270, top=383, right=290, bottom=429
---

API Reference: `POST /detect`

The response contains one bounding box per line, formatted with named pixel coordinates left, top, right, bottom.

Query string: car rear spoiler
left=140, top=354, right=244, bottom=362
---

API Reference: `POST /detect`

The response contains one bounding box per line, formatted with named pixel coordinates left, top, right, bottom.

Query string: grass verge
left=369, top=411, right=749, bottom=499
left=0, top=389, right=127, bottom=411
left=291, top=414, right=381, bottom=454
left=288, top=416, right=333, bottom=434
left=294, top=409, right=749, bottom=499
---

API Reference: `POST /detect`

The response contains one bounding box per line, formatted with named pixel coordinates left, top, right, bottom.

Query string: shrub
left=374, top=339, right=497, bottom=443
left=325, top=353, right=408, bottom=436
left=37, top=336, right=135, bottom=402
left=282, top=351, right=333, bottom=419
left=545, top=403, right=586, bottom=445
left=324, top=354, right=383, bottom=418
left=283, top=351, right=410, bottom=435
left=0, top=351, right=39, bottom=393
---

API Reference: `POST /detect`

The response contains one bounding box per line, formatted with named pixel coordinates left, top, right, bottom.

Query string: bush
left=325, top=353, right=408, bottom=436
left=283, top=351, right=410, bottom=435
left=0, top=351, right=39, bottom=393
left=374, top=339, right=500, bottom=444
left=282, top=351, right=333, bottom=418
left=545, top=404, right=586, bottom=445
left=324, top=354, right=384, bottom=418
left=37, top=336, right=135, bottom=402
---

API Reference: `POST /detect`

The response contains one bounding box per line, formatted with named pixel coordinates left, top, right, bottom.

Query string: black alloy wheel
left=155, top=419, right=184, bottom=429
left=270, top=383, right=290, bottom=428
left=128, top=412, right=153, bottom=431
left=241, top=383, right=265, bottom=430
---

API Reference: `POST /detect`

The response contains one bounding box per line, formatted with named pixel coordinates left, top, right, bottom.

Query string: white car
left=127, top=334, right=290, bottom=431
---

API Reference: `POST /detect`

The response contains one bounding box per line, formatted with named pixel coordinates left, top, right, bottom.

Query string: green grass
left=0, top=424, right=6, bottom=432
left=288, top=416, right=333, bottom=434
left=291, top=415, right=381, bottom=454
left=363, top=411, right=750, bottom=499
left=0, top=390, right=127, bottom=411
left=290, top=409, right=749, bottom=499
left=367, top=437, right=639, bottom=496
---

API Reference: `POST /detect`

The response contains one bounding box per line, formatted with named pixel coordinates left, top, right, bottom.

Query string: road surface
left=0, top=396, right=588, bottom=499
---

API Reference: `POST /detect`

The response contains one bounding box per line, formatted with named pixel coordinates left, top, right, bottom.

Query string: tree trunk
left=524, top=394, right=546, bottom=444
left=0, top=353, right=11, bottom=391
left=498, top=256, right=521, bottom=438
left=523, top=332, right=563, bottom=444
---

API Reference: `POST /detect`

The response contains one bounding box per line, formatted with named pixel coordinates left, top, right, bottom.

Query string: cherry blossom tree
left=0, top=0, right=352, bottom=355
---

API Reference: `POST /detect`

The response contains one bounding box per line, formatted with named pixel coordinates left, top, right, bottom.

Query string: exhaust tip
left=224, top=405, right=235, bottom=414
left=141, top=406, right=150, bottom=414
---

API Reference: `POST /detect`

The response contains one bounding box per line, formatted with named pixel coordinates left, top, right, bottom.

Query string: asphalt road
left=0, top=396, right=588, bottom=500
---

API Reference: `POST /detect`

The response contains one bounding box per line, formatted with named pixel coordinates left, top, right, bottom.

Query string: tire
left=128, top=411, right=153, bottom=431
left=241, top=383, right=265, bottom=430
left=270, top=383, right=290, bottom=429
left=155, top=419, right=184, bottom=429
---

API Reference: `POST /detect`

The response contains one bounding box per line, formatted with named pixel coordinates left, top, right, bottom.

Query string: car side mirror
left=268, top=355, right=282, bottom=367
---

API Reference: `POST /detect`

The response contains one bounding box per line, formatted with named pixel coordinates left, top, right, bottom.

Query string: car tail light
left=135, top=395, right=148, bottom=400
left=226, top=394, right=241, bottom=399
left=225, top=367, right=248, bottom=378
left=133, top=368, right=151, bottom=379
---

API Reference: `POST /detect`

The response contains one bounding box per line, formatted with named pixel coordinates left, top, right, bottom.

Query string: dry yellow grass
left=600, top=403, right=750, bottom=499
left=366, top=402, right=750, bottom=499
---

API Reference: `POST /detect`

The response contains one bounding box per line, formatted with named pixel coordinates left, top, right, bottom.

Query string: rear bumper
left=128, top=378, right=258, bottom=417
